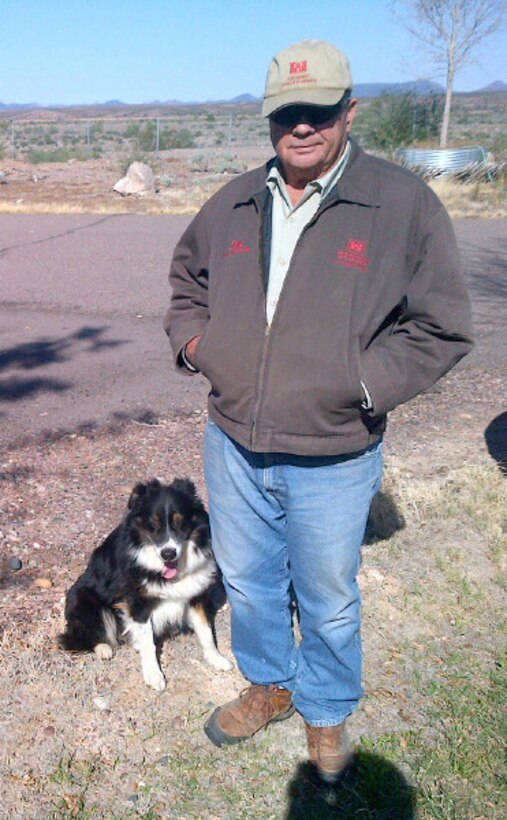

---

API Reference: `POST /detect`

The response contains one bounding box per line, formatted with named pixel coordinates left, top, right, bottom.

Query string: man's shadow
left=285, top=751, right=416, bottom=819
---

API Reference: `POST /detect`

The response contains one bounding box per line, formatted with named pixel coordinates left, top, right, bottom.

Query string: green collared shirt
left=265, top=140, right=351, bottom=326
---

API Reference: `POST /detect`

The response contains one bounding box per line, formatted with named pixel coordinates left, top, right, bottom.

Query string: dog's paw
left=204, top=651, right=234, bottom=672
left=94, top=643, right=114, bottom=660
left=143, top=667, right=166, bottom=692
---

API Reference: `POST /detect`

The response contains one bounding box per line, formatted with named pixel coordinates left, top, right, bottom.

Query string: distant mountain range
left=1, top=79, right=506, bottom=110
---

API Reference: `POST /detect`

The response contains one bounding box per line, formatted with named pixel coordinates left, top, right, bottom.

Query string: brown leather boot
left=305, top=721, right=354, bottom=783
left=204, top=684, right=294, bottom=747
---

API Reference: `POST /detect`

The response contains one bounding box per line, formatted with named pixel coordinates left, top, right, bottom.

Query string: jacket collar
left=327, top=138, right=380, bottom=207
left=236, top=138, right=380, bottom=211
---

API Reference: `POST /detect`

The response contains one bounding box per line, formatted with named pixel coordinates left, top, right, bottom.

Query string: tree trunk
left=440, top=14, right=458, bottom=149
left=440, top=81, right=453, bottom=148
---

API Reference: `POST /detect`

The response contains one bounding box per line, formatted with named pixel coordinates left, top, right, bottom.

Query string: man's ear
left=345, top=98, right=358, bottom=131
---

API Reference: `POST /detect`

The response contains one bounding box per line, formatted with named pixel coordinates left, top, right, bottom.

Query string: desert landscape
left=1, top=92, right=506, bottom=818
left=1, top=91, right=506, bottom=218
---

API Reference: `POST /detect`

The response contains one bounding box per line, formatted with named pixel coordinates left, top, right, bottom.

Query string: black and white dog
left=59, top=478, right=232, bottom=691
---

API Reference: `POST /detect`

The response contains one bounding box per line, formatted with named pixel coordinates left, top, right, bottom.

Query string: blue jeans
left=204, top=420, right=383, bottom=726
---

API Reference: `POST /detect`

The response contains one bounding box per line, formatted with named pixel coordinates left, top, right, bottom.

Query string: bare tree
left=392, top=1, right=506, bottom=147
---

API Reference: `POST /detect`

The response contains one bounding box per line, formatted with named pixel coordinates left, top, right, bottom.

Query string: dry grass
left=1, top=175, right=505, bottom=219
left=0, top=199, right=203, bottom=216
left=1, top=145, right=506, bottom=218
left=1, top=405, right=505, bottom=817
left=429, top=176, right=507, bottom=218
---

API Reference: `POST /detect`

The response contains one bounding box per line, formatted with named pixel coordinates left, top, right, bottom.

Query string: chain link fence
left=0, top=111, right=271, bottom=164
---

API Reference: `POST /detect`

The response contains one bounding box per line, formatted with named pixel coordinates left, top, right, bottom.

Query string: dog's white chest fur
left=150, top=599, right=187, bottom=635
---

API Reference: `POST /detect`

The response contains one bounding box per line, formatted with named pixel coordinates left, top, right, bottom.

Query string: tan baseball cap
left=262, top=39, right=352, bottom=117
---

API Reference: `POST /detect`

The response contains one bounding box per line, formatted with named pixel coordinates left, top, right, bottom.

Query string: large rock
left=113, top=161, right=157, bottom=197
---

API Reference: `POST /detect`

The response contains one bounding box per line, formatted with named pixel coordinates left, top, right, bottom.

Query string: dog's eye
left=170, top=512, right=183, bottom=529
left=149, top=515, right=161, bottom=530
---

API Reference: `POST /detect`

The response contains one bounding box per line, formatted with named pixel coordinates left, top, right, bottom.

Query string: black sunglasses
left=269, top=101, right=347, bottom=129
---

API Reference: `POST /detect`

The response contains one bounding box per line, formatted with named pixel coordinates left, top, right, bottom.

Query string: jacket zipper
left=250, top=324, right=271, bottom=450
left=249, top=201, right=334, bottom=450
left=249, top=188, right=346, bottom=449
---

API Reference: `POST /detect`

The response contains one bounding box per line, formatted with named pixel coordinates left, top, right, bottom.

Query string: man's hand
left=184, top=335, right=201, bottom=368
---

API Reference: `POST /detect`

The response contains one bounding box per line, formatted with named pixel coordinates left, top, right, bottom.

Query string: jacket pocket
left=193, top=325, right=211, bottom=376
left=347, top=336, right=363, bottom=408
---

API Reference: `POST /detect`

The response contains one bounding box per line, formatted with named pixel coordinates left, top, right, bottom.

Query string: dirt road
left=0, top=214, right=506, bottom=449
left=0, top=214, right=207, bottom=448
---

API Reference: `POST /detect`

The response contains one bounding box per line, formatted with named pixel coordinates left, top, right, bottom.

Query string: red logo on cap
left=290, top=60, right=307, bottom=74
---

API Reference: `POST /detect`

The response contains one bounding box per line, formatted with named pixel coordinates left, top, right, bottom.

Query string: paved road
left=1, top=213, right=506, bottom=448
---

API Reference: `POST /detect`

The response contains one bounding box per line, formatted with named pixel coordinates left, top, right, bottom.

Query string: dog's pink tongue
left=163, top=564, right=178, bottom=580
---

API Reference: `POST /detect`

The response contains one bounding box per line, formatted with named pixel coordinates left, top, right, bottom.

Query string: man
left=165, top=40, right=473, bottom=782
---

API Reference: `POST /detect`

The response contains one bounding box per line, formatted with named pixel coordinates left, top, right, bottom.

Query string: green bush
left=122, top=122, right=196, bottom=151
left=123, top=122, right=141, bottom=139
left=159, top=127, right=195, bottom=149
left=26, top=147, right=88, bottom=164
left=357, top=92, right=443, bottom=154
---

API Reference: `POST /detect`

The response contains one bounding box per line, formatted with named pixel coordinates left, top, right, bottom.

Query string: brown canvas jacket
left=165, top=139, right=473, bottom=456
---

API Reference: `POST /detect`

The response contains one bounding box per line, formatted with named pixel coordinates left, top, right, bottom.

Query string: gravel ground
left=0, top=350, right=505, bottom=816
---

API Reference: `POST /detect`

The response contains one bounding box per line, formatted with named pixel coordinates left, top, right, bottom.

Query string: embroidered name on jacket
left=335, top=239, right=370, bottom=272
left=223, top=240, right=252, bottom=257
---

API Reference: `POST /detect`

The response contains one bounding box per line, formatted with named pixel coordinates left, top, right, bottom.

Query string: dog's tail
left=58, top=586, right=119, bottom=653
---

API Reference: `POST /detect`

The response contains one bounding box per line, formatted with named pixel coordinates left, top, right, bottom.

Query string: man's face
left=269, top=99, right=357, bottom=186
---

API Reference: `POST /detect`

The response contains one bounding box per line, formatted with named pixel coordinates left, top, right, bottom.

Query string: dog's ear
left=128, top=478, right=163, bottom=509
left=128, top=483, right=146, bottom=509
left=171, top=478, right=197, bottom=497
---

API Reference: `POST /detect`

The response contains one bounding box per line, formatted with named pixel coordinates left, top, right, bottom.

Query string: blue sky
left=2, top=0, right=505, bottom=105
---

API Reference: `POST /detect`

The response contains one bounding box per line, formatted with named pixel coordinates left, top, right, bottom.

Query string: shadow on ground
left=365, top=489, right=406, bottom=544
left=485, top=412, right=507, bottom=475
left=0, top=325, right=128, bottom=403
left=285, top=751, right=416, bottom=819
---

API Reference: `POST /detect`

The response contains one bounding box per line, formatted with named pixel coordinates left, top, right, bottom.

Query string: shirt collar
left=266, top=139, right=351, bottom=207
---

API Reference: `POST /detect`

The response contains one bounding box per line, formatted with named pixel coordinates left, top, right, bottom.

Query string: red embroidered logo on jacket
left=290, top=60, right=307, bottom=74
left=335, top=239, right=370, bottom=271
left=223, top=240, right=252, bottom=257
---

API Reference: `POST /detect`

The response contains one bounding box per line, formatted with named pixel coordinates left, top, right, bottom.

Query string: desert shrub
left=215, top=153, right=246, bottom=173
left=159, top=127, right=195, bottom=149
left=123, top=122, right=141, bottom=139
left=357, top=92, right=443, bottom=154
left=0, top=122, right=11, bottom=158
left=191, top=152, right=245, bottom=174
left=122, top=122, right=195, bottom=152
left=490, top=132, right=507, bottom=163
left=159, top=175, right=176, bottom=187
left=26, top=147, right=88, bottom=164
left=192, top=152, right=213, bottom=172
left=137, top=121, right=157, bottom=151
